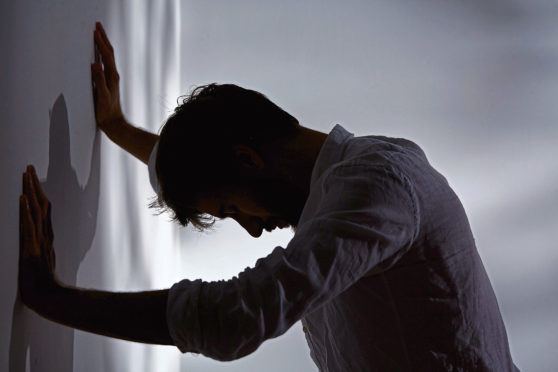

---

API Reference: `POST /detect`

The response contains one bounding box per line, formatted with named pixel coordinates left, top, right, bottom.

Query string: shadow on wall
left=9, top=94, right=101, bottom=372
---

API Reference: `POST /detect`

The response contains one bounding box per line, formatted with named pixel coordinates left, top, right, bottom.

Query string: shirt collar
left=309, top=124, right=354, bottom=188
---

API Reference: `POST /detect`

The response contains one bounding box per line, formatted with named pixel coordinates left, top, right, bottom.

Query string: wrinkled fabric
left=166, top=124, right=519, bottom=371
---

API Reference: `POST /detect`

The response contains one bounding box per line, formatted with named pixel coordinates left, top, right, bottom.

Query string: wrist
left=21, top=274, right=63, bottom=314
left=101, top=115, right=132, bottom=141
left=100, top=113, right=126, bottom=130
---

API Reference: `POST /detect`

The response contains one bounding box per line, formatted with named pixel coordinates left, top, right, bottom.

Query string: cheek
left=234, top=179, right=289, bottom=216
left=247, top=192, right=285, bottom=217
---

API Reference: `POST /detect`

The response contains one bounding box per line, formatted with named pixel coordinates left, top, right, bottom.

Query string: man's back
left=299, top=125, right=518, bottom=371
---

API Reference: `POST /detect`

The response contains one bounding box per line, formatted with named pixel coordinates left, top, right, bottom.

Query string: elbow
left=202, top=313, right=267, bottom=361
left=206, top=330, right=263, bottom=361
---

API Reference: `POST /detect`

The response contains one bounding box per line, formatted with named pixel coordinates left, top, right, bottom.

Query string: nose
left=233, top=215, right=263, bottom=238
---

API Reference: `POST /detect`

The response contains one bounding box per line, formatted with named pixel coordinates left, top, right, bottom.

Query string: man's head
left=151, top=83, right=308, bottom=237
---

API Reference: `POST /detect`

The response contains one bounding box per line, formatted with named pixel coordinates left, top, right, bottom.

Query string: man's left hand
left=19, top=165, right=58, bottom=309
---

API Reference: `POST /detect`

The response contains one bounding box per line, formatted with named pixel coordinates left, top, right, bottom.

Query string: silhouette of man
left=18, top=22, right=519, bottom=371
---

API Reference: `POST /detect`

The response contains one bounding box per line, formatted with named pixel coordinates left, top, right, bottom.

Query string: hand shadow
left=9, top=94, right=101, bottom=372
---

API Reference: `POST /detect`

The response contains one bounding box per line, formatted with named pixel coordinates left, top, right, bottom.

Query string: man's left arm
left=19, top=165, right=174, bottom=346
left=166, top=161, right=420, bottom=360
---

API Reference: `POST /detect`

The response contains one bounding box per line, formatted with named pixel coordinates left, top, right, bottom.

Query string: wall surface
left=2, top=1, right=557, bottom=371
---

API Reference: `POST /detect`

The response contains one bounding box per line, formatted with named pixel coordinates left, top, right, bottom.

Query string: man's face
left=196, top=176, right=307, bottom=238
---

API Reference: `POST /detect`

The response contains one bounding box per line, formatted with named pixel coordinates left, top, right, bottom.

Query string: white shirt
left=164, top=124, right=518, bottom=371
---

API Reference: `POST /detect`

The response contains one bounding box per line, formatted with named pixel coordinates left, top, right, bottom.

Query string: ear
left=233, top=144, right=264, bottom=170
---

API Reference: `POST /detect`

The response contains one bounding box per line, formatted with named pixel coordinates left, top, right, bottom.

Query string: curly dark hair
left=149, top=83, right=301, bottom=231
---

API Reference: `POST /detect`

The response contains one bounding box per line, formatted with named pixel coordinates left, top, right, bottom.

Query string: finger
left=94, top=40, right=101, bottom=64
left=94, top=29, right=112, bottom=59
left=96, top=22, right=113, bottom=51
left=46, top=201, right=54, bottom=244
left=25, top=172, right=43, bottom=240
left=91, top=63, right=98, bottom=107
left=47, top=241, right=56, bottom=273
left=97, top=22, right=114, bottom=51
left=26, top=172, right=43, bottom=239
left=94, top=29, right=119, bottom=89
left=46, top=203, right=56, bottom=272
left=22, top=173, right=34, bottom=215
left=91, top=62, right=110, bottom=101
left=91, top=42, right=99, bottom=105
left=20, top=195, right=39, bottom=259
left=28, top=165, right=49, bottom=213
left=94, top=30, right=113, bottom=68
left=94, top=30, right=115, bottom=73
left=29, top=166, right=52, bottom=249
left=19, top=194, right=25, bottom=257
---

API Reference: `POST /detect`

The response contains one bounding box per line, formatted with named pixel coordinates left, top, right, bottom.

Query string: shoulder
left=322, top=158, right=416, bottom=204
left=319, top=155, right=420, bottom=231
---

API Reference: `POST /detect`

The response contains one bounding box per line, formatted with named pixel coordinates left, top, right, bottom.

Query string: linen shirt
left=163, top=124, right=519, bottom=371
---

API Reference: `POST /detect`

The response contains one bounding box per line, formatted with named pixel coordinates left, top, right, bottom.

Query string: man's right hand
left=91, top=22, right=125, bottom=134
left=90, top=21, right=159, bottom=165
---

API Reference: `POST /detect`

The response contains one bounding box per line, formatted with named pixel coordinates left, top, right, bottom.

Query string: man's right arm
left=91, top=22, right=158, bottom=165
left=99, top=116, right=159, bottom=165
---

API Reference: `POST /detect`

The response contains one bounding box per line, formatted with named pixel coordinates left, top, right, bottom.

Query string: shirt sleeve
left=148, top=140, right=160, bottom=194
left=166, top=162, right=419, bottom=360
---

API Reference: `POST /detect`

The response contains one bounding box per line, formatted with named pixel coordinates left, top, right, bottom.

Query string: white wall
left=2, top=1, right=557, bottom=371
left=2, top=2, right=105, bottom=371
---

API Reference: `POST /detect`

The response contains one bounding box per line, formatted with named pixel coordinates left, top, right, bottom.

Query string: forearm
left=29, top=282, right=174, bottom=346
left=103, top=117, right=159, bottom=165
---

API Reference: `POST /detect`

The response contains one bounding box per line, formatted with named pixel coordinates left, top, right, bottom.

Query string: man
left=18, top=22, right=519, bottom=370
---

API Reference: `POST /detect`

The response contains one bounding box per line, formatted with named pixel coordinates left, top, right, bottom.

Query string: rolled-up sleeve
left=166, top=162, right=419, bottom=360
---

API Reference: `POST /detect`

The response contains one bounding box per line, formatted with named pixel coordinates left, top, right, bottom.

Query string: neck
left=264, top=125, right=328, bottom=196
